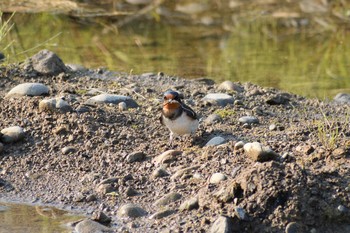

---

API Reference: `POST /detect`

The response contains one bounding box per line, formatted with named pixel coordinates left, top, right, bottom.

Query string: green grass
left=0, top=12, right=15, bottom=57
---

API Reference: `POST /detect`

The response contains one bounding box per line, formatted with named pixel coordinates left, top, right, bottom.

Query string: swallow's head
left=162, top=90, right=181, bottom=110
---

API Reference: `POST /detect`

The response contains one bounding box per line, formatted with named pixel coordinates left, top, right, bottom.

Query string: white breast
left=162, top=113, right=199, bottom=136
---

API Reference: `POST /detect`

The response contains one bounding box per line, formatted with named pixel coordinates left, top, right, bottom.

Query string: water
left=0, top=202, right=82, bottom=233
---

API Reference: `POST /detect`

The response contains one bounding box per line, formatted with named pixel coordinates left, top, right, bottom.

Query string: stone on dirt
left=244, top=142, right=279, bottom=162
left=29, top=49, right=68, bottom=75
left=202, top=93, right=234, bottom=106
left=86, top=94, right=139, bottom=108
left=1, top=126, right=25, bottom=143
left=210, top=215, right=235, bottom=233
left=205, top=136, right=226, bottom=146
left=5, top=83, right=49, bottom=98
left=75, top=219, right=113, bottom=233
left=117, top=203, right=148, bottom=218
left=39, top=97, right=73, bottom=113
left=153, top=192, right=182, bottom=207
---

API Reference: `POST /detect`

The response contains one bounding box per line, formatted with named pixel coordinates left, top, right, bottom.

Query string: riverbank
left=0, top=50, right=349, bottom=232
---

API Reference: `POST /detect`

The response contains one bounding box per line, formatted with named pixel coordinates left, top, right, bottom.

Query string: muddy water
left=0, top=202, right=82, bottom=233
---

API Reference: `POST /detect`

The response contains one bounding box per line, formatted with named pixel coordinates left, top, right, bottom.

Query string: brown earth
left=0, top=56, right=349, bottom=232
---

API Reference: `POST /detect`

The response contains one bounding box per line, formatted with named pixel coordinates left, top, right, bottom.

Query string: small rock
left=218, top=81, right=244, bottom=92
left=151, top=167, right=170, bottom=178
left=209, top=173, right=227, bottom=184
left=202, top=93, right=234, bottom=106
left=265, top=93, right=290, bottom=105
left=126, top=187, right=140, bottom=196
left=62, top=146, right=76, bottom=155
left=171, top=165, right=200, bottom=180
left=29, top=49, right=68, bottom=75
left=75, top=219, right=113, bottom=233
left=334, top=93, right=350, bottom=104
left=5, top=83, right=49, bottom=98
left=126, top=151, right=146, bottom=163
left=269, top=124, right=277, bottom=131
left=39, top=97, right=72, bottom=113
left=86, top=94, right=138, bottom=108
left=285, top=222, right=303, bottom=233
left=235, top=207, right=248, bottom=220
left=153, top=192, right=182, bottom=207
left=76, top=105, right=91, bottom=113
left=91, top=211, right=111, bottom=224
left=234, top=100, right=243, bottom=105
left=117, top=203, right=147, bottom=218
left=0, top=142, right=3, bottom=154
left=238, top=116, right=259, bottom=124
left=337, top=205, right=347, bottom=213
left=149, top=208, right=176, bottom=219
left=179, top=197, right=199, bottom=211
left=244, top=142, right=278, bottom=162
left=204, top=114, right=222, bottom=125
left=210, top=216, right=235, bottom=233
left=234, top=141, right=245, bottom=150
left=205, top=136, right=226, bottom=146
left=96, top=184, right=116, bottom=194
left=1, top=126, right=25, bottom=143
left=118, top=102, right=127, bottom=111
left=85, top=194, right=97, bottom=202
left=152, top=150, right=182, bottom=165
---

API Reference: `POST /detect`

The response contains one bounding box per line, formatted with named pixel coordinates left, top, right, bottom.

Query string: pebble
left=29, top=49, right=68, bottom=75
left=202, top=93, right=234, bottom=106
left=75, top=219, right=113, bottom=233
left=285, top=222, right=303, bottom=233
left=205, top=136, right=226, bottom=147
left=153, top=192, right=182, bottom=207
left=39, top=97, right=72, bottom=113
left=86, top=94, right=139, bottom=108
left=269, top=124, right=277, bottom=131
left=243, top=142, right=279, bottom=162
left=96, top=183, right=116, bottom=194
left=117, top=203, right=147, bottom=218
left=204, top=114, right=222, bottom=125
left=151, top=167, right=170, bottom=178
left=218, top=80, right=244, bottom=92
left=5, top=83, right=49, bottom=98
left=265, top=93, right=291, bottom=105
left=118, top=102, right=127, bottom=111
left=126, top=151, right=146, bottom=163
left=179, top=197, right=199, bottom=211
left=334, top=93, right=350, bottom=104
left=126, top=187, right=140, bottom=196
left=149, top=208, right=176, bottom=219
left=61, top=146, right=76, bottom=155
left=91, top=211, right=111, bottom=224
left=210, top=215, right=235, bottom=233
left=152, top=150, right=182, bottom=165
left=238, top=116, right=259, bottom=124
left=1, top=126, right=25, bottom=143
left=171, top=165, right=200, bottom=180
left=235, top=207, right=248, bottom=220
left=209, top=173, right=227, bottom=184
left=234, top=141, right=245, bottom=150
left=337, top=204, right=347, bottom=213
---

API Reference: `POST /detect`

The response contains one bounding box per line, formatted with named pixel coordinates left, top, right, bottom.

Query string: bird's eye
left=163, top=96, right=167, bottom=100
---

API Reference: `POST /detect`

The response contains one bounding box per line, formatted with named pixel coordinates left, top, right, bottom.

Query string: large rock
left=75, top=219, right=113, bottom=233
left=5, top=83, right=49, bottom=98
left=86, top=94, right=139, bottom=108
left=30, top=49, right=68, bottom=75
left=1, top=126, right=25, bottom=143
left=210, top=216, right=235, bottom=233
left=202, top=93, right=234, bottom=106
left=39, top=97, right=72, bottom=113
left=117, top=203, right=147, bottom=218
left=243, top=142, right=279, bottom=162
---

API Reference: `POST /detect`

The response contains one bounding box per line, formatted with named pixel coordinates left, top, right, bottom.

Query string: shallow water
left=2, top=11, right=350, bottom=99
left=0, top=202, right=82, bottom=233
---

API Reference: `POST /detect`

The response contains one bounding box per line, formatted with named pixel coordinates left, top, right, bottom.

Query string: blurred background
left=1, top=0, right=350, bottom=99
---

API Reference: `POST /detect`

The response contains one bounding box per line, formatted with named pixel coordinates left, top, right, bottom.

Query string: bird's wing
left=181, top=103, right=197, bottom=120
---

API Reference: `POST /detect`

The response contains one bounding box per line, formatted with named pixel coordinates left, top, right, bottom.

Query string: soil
left=0, top=57, right=349, bottom=233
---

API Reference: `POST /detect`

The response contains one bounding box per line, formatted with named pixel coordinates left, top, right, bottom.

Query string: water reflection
left=2, top=12, right=350, bottom=99
left=0, top=202, right=81, bottom=233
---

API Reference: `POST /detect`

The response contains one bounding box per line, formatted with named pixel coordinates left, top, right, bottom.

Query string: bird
left=160, top=90, right=199, bottom=145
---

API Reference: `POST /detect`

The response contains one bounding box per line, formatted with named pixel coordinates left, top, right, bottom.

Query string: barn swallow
left=160, top=90, right=199, bottom=145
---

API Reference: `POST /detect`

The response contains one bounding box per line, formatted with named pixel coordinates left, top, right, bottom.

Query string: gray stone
left=30, top=49, right=68, bottom=75
left=204, top=114, right=222, bottom=125
left=62, top=146, right=76, bottom=155
left=202, top=93, right=234, bottom=106
left=205, top=136, right=226, bottom=146
left=171, top=165, right=200, bottom=180
left=86, top=94, right=138, bottom=108
left=5, top=83, right=49, bottom=98
left=149, top=208, right=176, bottom=219
left=126, top=151, right=146, bottom=163
left=235, top=207, right=248, bottom=220
left=66, top=64, right=87, bottom=72
left=118, top=102, right=127, bottom=111
left=179, top=197, right=199, bottom=211
left=96, top=183, right=116, bottom=194
left=0, top=142, right=3, bottom=154
left=75, top=219, right=113, bottom=233
left=269, top=124, right=277, bottom=131
left=126, top=187, right=140, bottom=196
left=234, top=141, right=245, bottom=150
left=210, top=216, right=235, bottom=233
left=265, top=93, right=291, bottom=105
left=244, top=142, right=279, bottom=162
left=334, top=93, right=350, bottom=104
left=117, top=203, right=147, bottom=218
left=238, top=116, right=259, bottom=124
left=91, top=211, right=111, bottom=224
left=152, top=150, right=182, bottom=165
left=39, top=97, right=72, bottom=113
left=209, top=173, right=227, bottom=184
left=218, top=81, right=244, bottom=93
left=1, top=126, right=25, bottom=143
left=152, top=167, right=170, bottom=178
left=285, top=222, right=303, bottom=233
left=154, top=192, right=182, bottom=207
